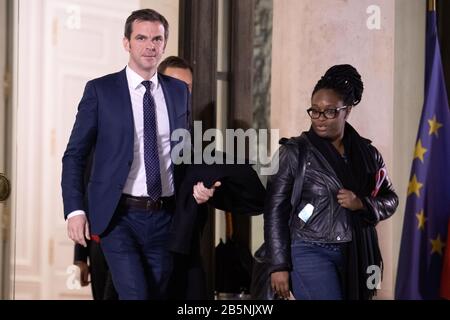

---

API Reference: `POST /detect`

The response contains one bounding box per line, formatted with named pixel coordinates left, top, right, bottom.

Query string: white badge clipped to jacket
left=298, top=203, right=314, bottom=223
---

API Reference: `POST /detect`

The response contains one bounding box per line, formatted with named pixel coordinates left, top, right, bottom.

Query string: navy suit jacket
left=62, top=68, right=190, bottom=235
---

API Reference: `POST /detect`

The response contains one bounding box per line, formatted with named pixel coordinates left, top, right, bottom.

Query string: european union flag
left=395, top=5, right=450, bottom=300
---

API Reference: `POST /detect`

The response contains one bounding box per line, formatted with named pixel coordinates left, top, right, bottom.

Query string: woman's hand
left=337, top=189, right=364, bottom=211
left=270, top=271, right=290, bottom=299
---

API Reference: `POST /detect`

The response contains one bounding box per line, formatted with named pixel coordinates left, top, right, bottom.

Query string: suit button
left=118, top=184, right=123, bottom=190
left=128, top=161, right=132, bottom=167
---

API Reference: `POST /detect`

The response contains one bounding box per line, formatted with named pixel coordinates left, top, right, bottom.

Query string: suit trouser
left=100, top=205, right=173, bottom=300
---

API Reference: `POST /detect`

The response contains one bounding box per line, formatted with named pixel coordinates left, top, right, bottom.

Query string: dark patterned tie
left=141, top=80, right=162, bottom=200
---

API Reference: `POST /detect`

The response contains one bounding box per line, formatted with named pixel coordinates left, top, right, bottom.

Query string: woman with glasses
left=264, top=64, right=398, bottom=300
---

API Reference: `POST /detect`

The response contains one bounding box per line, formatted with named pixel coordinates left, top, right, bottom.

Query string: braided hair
left=312, top=64, right=364, bottom=107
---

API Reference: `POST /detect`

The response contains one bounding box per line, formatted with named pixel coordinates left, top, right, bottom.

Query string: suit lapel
left=159, top=73, right=176, bottom=138
left=115, top=68, right=134, bottom=144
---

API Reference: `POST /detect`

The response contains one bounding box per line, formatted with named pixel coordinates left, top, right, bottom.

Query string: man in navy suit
left=62, top=9, right=218, bottom=300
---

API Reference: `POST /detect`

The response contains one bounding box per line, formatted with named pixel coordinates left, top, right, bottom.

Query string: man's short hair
left=158, top=56, right=193, bottom=74
left=124, top=9, right=169, bottom=41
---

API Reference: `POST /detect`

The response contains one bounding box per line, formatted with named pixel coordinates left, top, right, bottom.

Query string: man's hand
left=67, top=215, right=90, bottom=247
left=192, top=181, right=221, bottom=204
left=337, top=189, right=364, bottom=211
left=271, top=271, right=290, bottom=299
left=74, top=261, right=90, bottom=286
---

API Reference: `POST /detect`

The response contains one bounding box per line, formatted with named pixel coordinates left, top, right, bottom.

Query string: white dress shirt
left=123, top=66, right=174, bottom=197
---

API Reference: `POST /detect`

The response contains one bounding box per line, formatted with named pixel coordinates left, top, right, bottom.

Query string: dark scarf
left=305, top=122, right=383, bottom=300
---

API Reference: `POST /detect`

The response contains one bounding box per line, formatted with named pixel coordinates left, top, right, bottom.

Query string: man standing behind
left=158, top=56, right=193, bottom=93
left=158, top=56, right=206, bottom=299
left=62, top=9, right=216, bottom=300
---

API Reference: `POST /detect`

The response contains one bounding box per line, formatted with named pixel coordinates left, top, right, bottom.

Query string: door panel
left=0, top=0, right=7, bottom=300
left=14, top=0, right=139, bottom=299
left=43, top=0, right=140, bottom=300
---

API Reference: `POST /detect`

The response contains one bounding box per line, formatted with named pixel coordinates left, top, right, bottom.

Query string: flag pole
left=428, top=0, right=436, bottom=11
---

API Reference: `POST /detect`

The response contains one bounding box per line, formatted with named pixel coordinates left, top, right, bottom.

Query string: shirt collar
left=126, top=65, right=159, bottom=92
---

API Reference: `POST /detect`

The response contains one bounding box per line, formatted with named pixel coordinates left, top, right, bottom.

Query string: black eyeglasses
left=306, top=106, right=348, bottom=119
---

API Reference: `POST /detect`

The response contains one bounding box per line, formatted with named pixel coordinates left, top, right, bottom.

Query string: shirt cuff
left=67, top=210, right=86, bottom=220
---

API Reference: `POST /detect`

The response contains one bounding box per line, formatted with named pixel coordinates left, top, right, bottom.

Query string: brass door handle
left=0, top=174, right=11, bottom=201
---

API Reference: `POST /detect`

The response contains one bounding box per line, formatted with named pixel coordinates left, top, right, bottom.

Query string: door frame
left=1, top=0, right=18, bottom=300
left=0, top=0, right=7, bottom=299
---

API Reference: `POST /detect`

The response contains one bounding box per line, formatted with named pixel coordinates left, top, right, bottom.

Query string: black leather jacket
left=263, top=134, right=398, bottom=272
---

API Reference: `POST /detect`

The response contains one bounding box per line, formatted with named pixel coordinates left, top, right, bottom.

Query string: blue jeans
left=290, top=240, right=347, bottom=300
left=100, top=205, right=173, bottom=300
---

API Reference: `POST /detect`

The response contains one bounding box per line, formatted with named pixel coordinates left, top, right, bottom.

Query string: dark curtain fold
left=437, top=0, right=450, bottom=100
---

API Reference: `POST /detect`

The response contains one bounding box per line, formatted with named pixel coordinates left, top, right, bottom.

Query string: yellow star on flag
left=430, top=234, right=446, bottom=256
left=428, top=115, right=443, bottom=137
left=407, top=174, right=423, bottom=197
left=415, top=210, right=427, bottom=230
left=413, top=139, right=427, bottom=162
